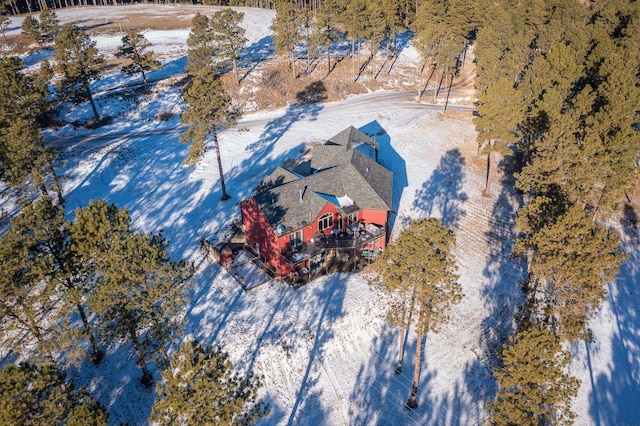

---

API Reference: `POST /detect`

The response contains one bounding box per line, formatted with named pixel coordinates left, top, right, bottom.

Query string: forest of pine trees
left=1, top=0, right=638, bottom=423
left=0, top=8, right=266, bottom=421
left=472, top=0, right=638, bottom=423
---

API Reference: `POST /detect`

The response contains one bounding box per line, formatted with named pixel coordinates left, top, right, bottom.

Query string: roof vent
left=300, top=185, right=307, bottom=203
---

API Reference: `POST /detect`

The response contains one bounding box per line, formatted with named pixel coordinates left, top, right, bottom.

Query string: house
left=240, top=126, right=393, bottom=279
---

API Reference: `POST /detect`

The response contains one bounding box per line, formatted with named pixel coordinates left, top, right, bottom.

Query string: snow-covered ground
left=1, top=6, right=639, bottom=425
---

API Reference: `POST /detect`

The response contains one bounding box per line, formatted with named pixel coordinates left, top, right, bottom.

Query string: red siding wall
left=360, top=209, right=388, bottom=228
left=242, top=197, right=390, bottom=277
left=277, top=202, right=341, bottom=252
left=240, top=198, right=284, bottom=275
left=360, top=209, right=389, bottom=249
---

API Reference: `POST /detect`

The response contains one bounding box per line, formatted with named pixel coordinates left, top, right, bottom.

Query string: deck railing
left=282, top=225, right=386, bottom=265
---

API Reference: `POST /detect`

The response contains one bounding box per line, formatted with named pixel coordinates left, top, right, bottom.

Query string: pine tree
left=21, top=15, right=41, bottom=43
left=412, top=0, right=465, bottom=102
left=151, top=340, right=269, bottom=425
left=299, top=6, right=316, bottom=73
left=270, top=0, right=301, bottom=78
left=210, top=9, right=247, bottom=84
left=380, top=0, right=403, bottom=57
left=376, top=218, right=462, bottom=409
left=473, top=76, right=524, bottom=195
left=186, top=12, right=214, bottom=75
left=180, top=66, right=239, bottom=201
left=0, top=117, right=64, bottom=204
left=70, top=200, right=194, bottom=386
left=313, top=0, right=344, bottom=76
left=362, top=0, right=386, bottom=64
left=0, top=208, right=63, bottom=365
left=116, top=30, right=161, bottom=91
left=9, top=197, right=102, bottom=362
left=487, top=326, right=580, bottom=426
left=0, top=56, right=50, bottom=129
left=54, top=24, right=105, bottom=122
left=525, top=205, right=626, bottom=342
left=38, top=8, right=59, bottom=39
left=339, top=0, right=367, bottom=79
left=0, top=362, right=108, bottom=426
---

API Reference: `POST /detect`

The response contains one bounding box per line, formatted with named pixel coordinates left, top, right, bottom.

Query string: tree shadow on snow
left=583, top=227, right=640, bottom=425
left=348, top=330, right=444, bottom=425
left=283, top=274, right=348, bottom=425
left=239, top=36, right=275, bottom=83
left=186, top=266, right=349, bottom=424
left=224, top=82, right=326, bottom=202
left=66, top=340, right=156, bottom=425
left=411, top=148, right=467, bottom=230
left=465, top=156, right=526, bottom=418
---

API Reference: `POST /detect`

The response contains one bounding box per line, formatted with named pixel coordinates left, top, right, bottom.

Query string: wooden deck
left=282, top=225, right=386, bottom=266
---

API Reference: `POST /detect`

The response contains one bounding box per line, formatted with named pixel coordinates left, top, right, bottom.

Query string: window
left=318, top=213, right=333, bottom=232
left=290, top=230, right=303, bottom=248
left=347, top=213, right=358, bottom=226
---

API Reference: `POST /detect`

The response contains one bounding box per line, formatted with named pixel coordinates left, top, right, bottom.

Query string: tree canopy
left=152, top=340, right=269, bottom=425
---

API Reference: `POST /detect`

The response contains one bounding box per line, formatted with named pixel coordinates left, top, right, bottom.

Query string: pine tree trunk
left=45, top=160, right=64, bottom=205
left=434, top=72, right=444, bottom=103
left=417, top=65, right=424, bottom=101
left=8, top=0, right=18, bottom=15
left=631, top=176, right=640, bottom=204
left=483, top=150, right=494, bottom=196
left=125, top=313, right=153, bottom=386
left=233, top=58, right=239, bottom=85
left=76, top=302, right=102, bottom=363
left=351, top=39, right=356, bottom=80
left=326, top=48, right=331, bottom=76
left=141, top=69, right=148, bottom=91
left=152, top=312, right=170, bottom=368
left=212, top=128, right=230, bottom=201
left=85, top=83, right=100, bottom=122
left=396, top=325, right=405, bottom=374
left=26, top=306, right=56, bottom=365
left=406, top=323, right=424, bottom=409
left=443, top=74, right=454, bottom=113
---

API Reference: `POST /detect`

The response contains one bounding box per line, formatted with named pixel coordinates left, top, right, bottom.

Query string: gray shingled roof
left=327, top=126, right=379, bottom=151
left=252, top=127, right=393, bottom=234
left=310, top=126, right=379, bottom=172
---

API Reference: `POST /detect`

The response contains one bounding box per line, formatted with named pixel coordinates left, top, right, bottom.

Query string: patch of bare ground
left=224, top=48, right=477, bottom=113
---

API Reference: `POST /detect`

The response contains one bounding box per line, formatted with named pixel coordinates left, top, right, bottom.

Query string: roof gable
left=250, top=126, right=393, bottom=233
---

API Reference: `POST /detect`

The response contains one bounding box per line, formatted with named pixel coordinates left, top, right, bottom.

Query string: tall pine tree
left=116, top=30, right=161, bottom=91
left=270, top=0, right=301, bottom=78
left=210, top=9, right=247, bottom=84
left=376, top=218, right=462, bottom=409
left=180, top=66, right=239, bottom=201
left=487, top=326, right=579, bottom=426
left=0, top=362, right=108, bottom=426
left=54, top=24, right=105, bottom=122
left=152, top=340, right=269, bottom=425
left=186, top=12, right=214, bottom=75
left=70, top=200, right=194, bottom=386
